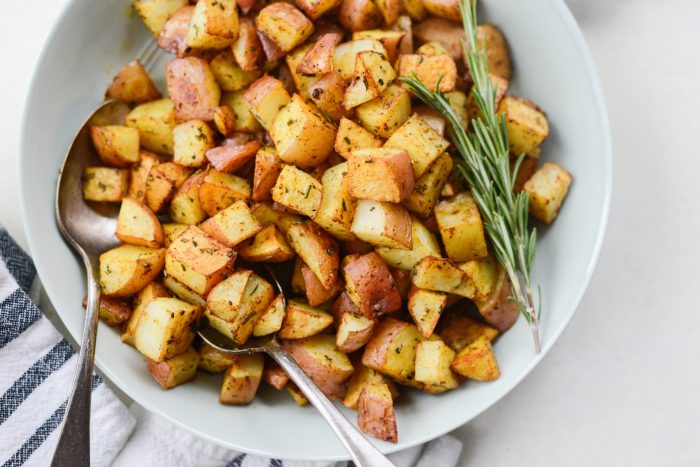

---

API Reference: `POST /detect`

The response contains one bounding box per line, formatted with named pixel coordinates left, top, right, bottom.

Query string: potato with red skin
left=298, top=33, right=342, bottom=74
left=339, top=0, right=382, bottom=32
left=205, top=139, right=260, bottom=173
left=166, top=57, right=221, bottom=122
left=220, top=354, right=264, bottom=404
left=343, top=252, right=401, bottom=318
left=99, top=245, right=165, bottom=297
left=157, top=6, right=195, bottom=57
left=252, top=147, right=282, bottom=202
left=263, top=363, right=290, bottom=390
left=336, top=312, right=375, bottom=353
left=473, top=267, right=520, bottom=332
left=287, top=221, right=340, bottom=290
left=106, top=60, right=161, bottom=106
left=347, top=148, right=415, bottom=203
left=301, top=262, right=344, bottom=306
left=116, top=198, right=164, bottom=248
left=147, top=347, right=200, bottom=389
left=329, top=291, right=360, bottom=328
left=232, top=17, right=263, bottom=71
left=357, top=383, right=397, bottom=443
left=81, top=295, right=131, bottom=327
left=361, top=318, right=423, bottom=384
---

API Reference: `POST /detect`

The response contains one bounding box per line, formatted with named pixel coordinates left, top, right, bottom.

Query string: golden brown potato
left=343, top=363, right=398, bottom=409
left=307, top=72, right=348, bottom=122
left=243, top=76, right=292, bottom=131
left=375, top=216, right=441, bottom=271
left=199, top=200, right=262, bottom=247
left=438, top=308, right=499, bottom=352
left=434, top=191, right=488, bottom=262
left=238, top=224, right=295, bottom=262
left=414, top=340, right=458, bottom=391
left=282, top=334, right=354, bottom=399
left=210, top=50, right=261, bottom=92
left=344, top=51, right=396, bottom=110
left=375, top=0, right=400, bottom=24
left=198, top=168, right=251, bottom=216
left=134, top=297, right=202, bottom=362
left=300, top=262, right=344, bottom=306
left=232, top=17, right=264, bottom=71
left=413, top=105, right=446, bottom=136
left=162, top=223, right=188, bottom=247
left=144, top=162, right=193, bottom=213
left=82, top=295, right=131, bottom=327
left=115, top=198, right=164, bottom=248
left=415, top=41, right=449, bottom=56
left=252, top=147, right=282, bottom=202
left=147, top=346, right=200, bottom=389
left=83, top=167, right=129, bottom=203
left=336, top=311, right=375, bottom=353
left=133, top=0, right=189, bottom=38
left=166, top=57, right=221, bottom=122
left=450, top=335, right=500, bottom=381
left=287, top=221, right=340, bottom=289
left=250, top=202, right=303, bottom=234
left=220, top=354, right=264, bottom=404
left=263, top=363, right=290, bottom=389
left=256, top=3, right=314, bottom=53
left=339, top=0, right=382, bottom=32
left=458, top=254, right=500, bottom=302
left=128, top=151, right=162, bottom=202
left=172, top=119, right=215, bottom=167
left=361, top=318, right=424, bottom=384
left=422, top=0, right=459, bottom=21
left=523, top=162, right=572, bottom=224
left=121, top=282, right=170, bottom=345
left=285, top=43, right=321, bottom=99
left=477, top=24, right=512, bottom=80
left=498, top=96, right=549, bottom=156
left=99, top=245, right=165, bottom=297
left=390, top=266, right=412, bottom=300
left=357, top=383, right=398, bottom=443
left=253, top=293, right=286, bottom=336
left=186, top=0, right=238, bottom=50
left=168, top=171, right=207, bottom=225
left=162, top=275, right=207, bottom=307
left=90, top=125, right=140, bottom=167
left=205, top=138, right=260, bottom=174
left=347, top=148, right=414, bottom=203
left=278, top=299, right=334, bottom=339
left=413, top=17, right=464, bottom=60
left=465, top=74, right=508, bottom=123
left=165, top=225, right=236, bottom=295
left=220, top=90, right=263, bottom=132
left=343, top=252, right=402, bottom=318
left=352, top=30, right=404, bottom=62
left=512, top=155, right=538, bottom=193
left=296, top=0, right=342, bottom=20
left=396, top=53, right=457, bottom=93
left=332, top=39, right=387, bottom=81
left=350, top=200, right=412, bottom=249
left=384, top=114, right=450, bottom=178
left=334, top=117, right=383, bottom=159
left=312, top=162, right=357, bottom=241
left=472, top=265, right=520, bottom=332
left=411, top=256, right=474, bottom=298
left=355, top=84, right=411, bottom=138
left=392, top=15, right=413, bottom=55
left=286, top=382, right=310, bottom=406
left=106, top=60, right=161, bottom=106
left=126, top=98, right=177, bottom=154
left=198, top=342, right=236, bottom=373
left=407, top=285, right=447, bottom=338
left=157, top=5, right=196, bottom=57
left=404, top=153, right=453, bottom=218
left=298, top=33, right=342, bottom=74
left=270, top=165, right=323, bottom=217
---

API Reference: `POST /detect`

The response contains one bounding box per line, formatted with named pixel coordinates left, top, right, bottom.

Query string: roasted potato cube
left=99, top=245, right=165, bottom=297
left=285, top=43, right=321, bottom=99
left=343, top=364, right=398, bottom=409
left=465, top=74, right=509, bottom=122
left=404, top=153, right=453, bottom=218
left=523, top=162, right=572, bottom=224
left=343, top=252, right=401, bottom=318
left=334, top=117, right=383, bottom=159
left=147, top=346, right=200, bottom=389
left=375, top=216, right=441, bottom=271
left=350, top=200, right=412, bottom=249
left=414, top=105, right=446, bottom=135
left=400, top=0, right=426, bottom=21
left=198, top=341, right=236, bottom=373
left=286, top=382, right=310, bottom=406
left=438, top=309, right=499, bottom=352
left=413, top=17, right=464, bottom=61
left=296, top=0, right=341, bottom=20
left=282, top=334, right=354, bottom=399
left=106, top=59, right=161, bottom=106
left=134, top=297, right=202, bottom=362
left=392, top=15, right=413, bottom=55
left=390, top=266, right=412, bottom=300
left=344, top=51, right=396, bottom=110
left=451, top=336, right=500, bottom=381
left=157, top=5, right=196, bottom=57
left=200, top=200, right=262, bottom=247
left=414, top=340, right=458, bottom=391
left=498, top=96, right=549, bottom=156
left=332, top=39, right=387, bottom=81
left=220, top=354, right=264, bottom=404
left=358, top=383, right=397, bottom=443
left=133, top=0, right=189, bottom=37
left=198, top=168, right=251, bottom=216
left=301, top=262, right=344, bottom=306
left=253, top=294, right=286, bottom=336
left=82, top=295, right=131, bottom=327
left=348, top=148, right=414, bottom=202
left=375, top=0, right=400, bottom=24
left=172, top=120, right=215, bottom=167
left=251, top=202, right=303, bottom=234
left=270, top=94, right=337, bottom=169
left=121, top=282, right=170, bottom=345
left=287, top=221, right=340, bottom=289
left=128, top=151, right=162, bottom=202
left=145, top=162, right=193, bottom=213
left=444, top=90, right=470, bottom=129
left=458, top=254, right=500, bottom=302
left=312, top=162, right=357, bottom=241
left=271, top=165, right=323, bottom=217
left=362, top=318, right=424, bottom=384
left=411, top=256, right=475, bottom=298
left=83, top=167, right=129, bottom=203
left=232, top=17, right=263, bottom=72
left=126, top=98, right=176, bottom=154
left=307, top=72, right=348, bottom=122
left=415, top=41, right=449, bottom=56
left=90, top=125, right=140, bottom=167
left=384, top=114, right=449, bottom=178
left=397, top=53, right=457, bottom=93
left=278, top=299, right=334, bottom=339
left=330, top=290, right=360, bottom=327
left=205, top=137, right=260, bottom=174
left=166, top=57, right=221, bottom=122
left=256, top=3, right=314, bottom=53
left=165, top=225, right=236, bottom=295
left=434, top=191, right=488, bottom=262
left=472, top=266, right=520, bottom=331
left=407, top=285, right=447, bottom=338
left=169, top=171, right=208, bottom=225
left=162, top=275, right=206, bottom=307
left=512, top=155, right=538, bottom=193
left=211, top=50, right=261, bottom=92
left=352, top=29, right=405, bottom=62
left=477, top=24, right=512, bottom=80
left=338, top=0, right=382, bottom=32
left=186, top=0, right=238, bottom=50
left=238, top=224, right=295, bottom=262
left=336, top=312, right=375, bottom=353
left=163, top=223, right=189, bottom=247
left=243, top=76, right=291, bottom=131
left=220, top=91, right=263, bottom=132
left=115, top=198, right=164, bottom=248
left=263, top=363, right=290, bottom=389
left=298, top=33, right=342, bottom=74
left=355, top=84, right=411, bottom=138
left=252, top=147, right=283, bottom=202
left=422, top=0, right=458, bottom=21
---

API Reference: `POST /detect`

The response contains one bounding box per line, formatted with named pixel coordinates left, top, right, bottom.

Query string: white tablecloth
left=2, top=0, right=699, bottom=465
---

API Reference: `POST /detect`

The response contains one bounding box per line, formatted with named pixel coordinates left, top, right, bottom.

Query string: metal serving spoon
left=53, top=89, right=395, bottom=466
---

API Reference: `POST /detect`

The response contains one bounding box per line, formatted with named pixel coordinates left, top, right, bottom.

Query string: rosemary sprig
left=400, top=0, right=542, bottom=352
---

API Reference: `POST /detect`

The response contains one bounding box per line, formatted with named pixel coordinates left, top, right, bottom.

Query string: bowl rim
left=18, top=0, right=612, bottom=460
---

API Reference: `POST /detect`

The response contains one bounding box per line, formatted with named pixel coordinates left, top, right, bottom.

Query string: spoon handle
left=268, top=345, right=396, bottom=467
left=51, top=256, right=101, bottom=467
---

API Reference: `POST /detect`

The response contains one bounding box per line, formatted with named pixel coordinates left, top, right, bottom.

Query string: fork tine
left=137, top=40, right=162, bottom=72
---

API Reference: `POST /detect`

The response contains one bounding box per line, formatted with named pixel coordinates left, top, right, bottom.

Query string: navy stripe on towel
left=0, top=290, right=41, bottom=349
left=0, top=340, right=73, bottom=424
left=2, top=400, right=68, bottom=467
left=226, top=454, right=247, bottom=467
left=0, top=229, right=36, bottom=294
left=270, top=459, right=283, bottom=467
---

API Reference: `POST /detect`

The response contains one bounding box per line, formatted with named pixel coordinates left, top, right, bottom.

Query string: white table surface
left=2, top=1, right=699, bottom=465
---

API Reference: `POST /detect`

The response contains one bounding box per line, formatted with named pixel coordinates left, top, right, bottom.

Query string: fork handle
left=267, top=345, right=396, bottom=467
left=51, top=256, right=101, bottom=466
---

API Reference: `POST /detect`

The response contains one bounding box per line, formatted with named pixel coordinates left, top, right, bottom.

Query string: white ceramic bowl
left=19, top=0, right=611, bottom=461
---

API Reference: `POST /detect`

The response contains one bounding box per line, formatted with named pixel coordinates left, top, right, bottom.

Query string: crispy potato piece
left=477, top=24, right=512, bottom=80
left=198, top=341, right=236, bottom=373
left=287, top=221, right=340, bottom=289
left=144, top=162, right=192, bottom=213
left=115, top=198, right=164, bottom=248
left=413, top=17, right=465, bottom=61
left=443, top=90, right=469, bottom=130
left=82, top=295, right=131, bottom=327
left=121, top=282, right=170, bottom=345
left=286, top=382, right=310, bottom=406
left=498, top=96, right=549, bottom=156
left=313, top=162, right=357, bottom=241
left=99, top=245, right=165, bottom=297
left=330, top=290, right=360, bottom=328
left=332, top=39, right=387, bottom=81
left=166, top=57, right=221, bottom=122
left=238, top=224, right=295, bottom=262
left=256, top=3, right=314, bottom=53
left=308, top=72, right=348, bottom=122
left=200, top=200, right=262, bottom=247
left=375, top=0, right=400, bottom=24
left=408, top=285, right=447, bottom=338
left=128, top=151, right=162, bottom=202
left=301, top=262, right=344, bottom=306
left=133, top=0, right=189, bottom=37
left=404, top=153, right=453, bottom=218
left=400, top=0, right=426, bottom=21
left=451, top=335, right=500, bottom=381
left=163, top=223, right=189, bottom=247
left=358, top=383, right=397, bottom=443
left=434, top=191, right=488, bottom=262
left=232, top=18, right=263, bottom=71
left=512, top=155, right=538, bottom=193
left=415, top=340, right=458, bottom=391
left=83, top=167, right=129, bottom=203
left=162, top=275, right=206, bottom=307
left=220, top=91, right=263, bottom=132
left=262, top=362, right=290, bottom=389
left=392, top=15, right=413, bottom=55
left=471, top=265, right=519, bottom=331
left=296, top=0, right=341, bottom=20
left=220, top=354, right=264, bottom=404
left=243, top=76, right=291, bottom=131
left=157, top=5, right=196, bottom=57
left=205, top=138, right=260, bottom=174
left=438, top=309, right=499, bottom=352
left=396, top=54, right=457, bottom=93
left=355, top=84, right=411, bottom=138
left=253, top=293, right=286, bottom=336
left=252, top=147, right=283, bottom=202
left=411, top=256, right=475, bottom=298
left=285, top=44, right=321, bottom=99
left=257, top=29, right=287, bottom=62
left=270, top=94, right=337, bottom=169
left=165, top=225, right=236, bottom=295
left=90, top=125, right=140, bottom=167
left=344, top=51, right=396, bottom=110
left=465, top=74, right=509, bottom=122
left=412, top=105, right=446, bottom=136
left=351, top=200, right=412, bottom=249
left=334, top=117, right=383, bottom=159
left=375, top=216, right=441, bottom=271
left=134, top=297, right=202, bottom=362
left=250, top=202, right=303, bottom=234
left=148, top=346, right=200, bottom=389
left=343, top=252, right=401, bottom=318
left=278, top=299, right=333, bottom=339
left=416, top=41, right=449, bottom=56
left=343, top=363, right=398, bottom=409
left=172, top=120, right=215, bottom=167
left=384, top=114, right=449, bottom=178
left=338, top=0, right=382, bottom=32
left=282, top=334, right=354, bottom=399
left=348, top=148, right=414, bottom=202
left=106, top=60, right=161, bottom=106
left=336, top=312, right=375, bottom=353
left=210, top=50, right=261, bottom=93
left=271, top=165, right=323, bottom=217
left=186, top=0, right=238, bottom=50
left=422, top=0, right=459, bottom=21
left=198, top=169, right=251, bottom=216
left=126, top=98, right=177, bottom=154
left=291, top=257, right=307, bottom=295
left=353, top=29, right=405, bottom=62
left=298, top=33, right=342, bottom=74
left=169, top=171, right=207, bottom=225
left=524, top=162, right=572, bottom=224
left=362, top=318, right=424, bottom=384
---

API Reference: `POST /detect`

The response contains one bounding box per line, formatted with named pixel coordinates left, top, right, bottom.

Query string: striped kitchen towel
left=0, top=227, right=462, bottom=466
